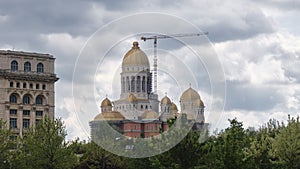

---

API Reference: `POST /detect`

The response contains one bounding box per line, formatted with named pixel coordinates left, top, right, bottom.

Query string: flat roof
left=0, top=50, right=54, bottom=58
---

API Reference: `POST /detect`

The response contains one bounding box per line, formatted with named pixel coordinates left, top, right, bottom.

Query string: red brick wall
left=120, top=121, right=164, bottom=138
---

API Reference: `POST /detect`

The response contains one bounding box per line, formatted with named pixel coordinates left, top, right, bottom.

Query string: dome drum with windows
left=90, top=41, right=206, bottom=138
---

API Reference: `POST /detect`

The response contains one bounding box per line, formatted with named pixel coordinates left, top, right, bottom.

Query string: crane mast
left=141, top=32, right=208, bottom=94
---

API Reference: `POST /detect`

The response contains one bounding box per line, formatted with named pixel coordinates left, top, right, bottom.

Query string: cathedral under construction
left=90, top=41, right=205, bottom=138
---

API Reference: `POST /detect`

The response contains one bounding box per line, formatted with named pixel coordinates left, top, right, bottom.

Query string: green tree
left=222, top=118, right=250, bottom=168
left=149, top=117, right=207, bottom=169
left=199, top=118, right=251, bottom=169
left=199, top=135, right=225, bottom=169
left=74, top=141, right=125, bottom=169
left=23, top=117, right=77, bottom=169
left=269, top=115, right=300, bottom=169
left=0, top=120, right=12, bottom=169
left=147, top=128, right=205, bottom=169
left=243, top=120, right=282, bottom=169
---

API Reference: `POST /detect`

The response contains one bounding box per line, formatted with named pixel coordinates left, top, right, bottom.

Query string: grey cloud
left=225, top=81, right=285, bottom=111
left=252, top=0, right=300, bottom=11
left=0, top=0, right=298, bottom=140
left=203, top=13, right=274, bottom=42
left=0, top=0, right=96, bottom=35
left=94, top=0, right=275, bottom=42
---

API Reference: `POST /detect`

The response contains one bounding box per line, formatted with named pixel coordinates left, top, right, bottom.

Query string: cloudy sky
left=0, top=0, right=299, bottom=140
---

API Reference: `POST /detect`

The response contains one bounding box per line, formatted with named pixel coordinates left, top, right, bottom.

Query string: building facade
left=90, top=42, right=205, bottom=138
left=0, top=50, right=59, bottom=136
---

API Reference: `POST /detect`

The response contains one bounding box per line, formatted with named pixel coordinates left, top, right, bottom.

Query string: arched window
left=121, top=77, right=125, bottom=93
left=136, top=76, right=141, bottom=92
left=24, top=62, right=31, bottom=72
left=126, top=77, right=130, bottom=92
left=142, top=76, right=146, bottom=92
left=23, top=95, right=30, bottom=104
left=10, top=94, right=17, bottom=103
left=131, top=77, right=135, bottom=92
left=37, top=63, right=44, bottom=73
left=11, top=60, right=18, bottom=71
left=36, top=96, right=43, bottom=105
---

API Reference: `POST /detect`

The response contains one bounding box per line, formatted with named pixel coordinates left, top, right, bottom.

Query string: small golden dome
left=122, top=41, right=150, bottom=67
left=101, top=98, right=112, bottom=107
left=171, top=102, right=178, bottom=111
left=127, top=93, right=137, bottom=102
left=141, top=110, right=158, bottom=120
left=180, top=87, right=201, bottom=102
left=93, top=111, right=125, bottom=121
left=161, top=96, right=171, bottom=104
left=194, top=98, right=204, bottom=107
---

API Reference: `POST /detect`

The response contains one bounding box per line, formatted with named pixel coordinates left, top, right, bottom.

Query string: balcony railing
left=0, top=69, right=56, bottom=76
left=0, top=69, right=59, bottom=82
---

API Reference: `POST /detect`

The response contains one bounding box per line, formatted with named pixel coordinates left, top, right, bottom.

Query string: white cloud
left=0, top=15, right=8, bottom=23
left=215, top=32, right=300, bottom=84
left=40, top=33, right=87, bottom=56
left=214, top=110, right=297, bottom=132
left=1, top=0, right=300, bottom=141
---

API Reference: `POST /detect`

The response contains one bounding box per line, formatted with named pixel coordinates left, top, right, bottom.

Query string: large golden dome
left=101, top=98, right=112, bottom=107
left=122, top=41, right=150, bottom=67
left=93, top=111, right=125, bottom=121
left=161, top=96, right=171, bottom=104
left=141, top=110, right=158, bottom=120
left=180, top=87, right=201, bottom=102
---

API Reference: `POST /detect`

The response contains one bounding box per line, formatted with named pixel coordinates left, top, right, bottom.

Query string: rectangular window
left=10, top=82, right=13, bottom=87
left=9, top=135, right=17, bottom=141
left=35, top=119, right=41, bottom=125
left=10, top=109, right=17, bottom=115
left=23, top=119, right=30, bottom=128
left=9, top=118, right=17, bottom=128
left=23, top=110, right=30, bottom=116
left=36, top=111, right=43, bottom=116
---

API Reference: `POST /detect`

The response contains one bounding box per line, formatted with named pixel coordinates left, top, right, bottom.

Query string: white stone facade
left=102, top=42, right=204, bottom=123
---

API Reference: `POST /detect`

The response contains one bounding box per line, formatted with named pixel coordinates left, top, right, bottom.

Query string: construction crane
left=141, top=32, right=208, bottom=94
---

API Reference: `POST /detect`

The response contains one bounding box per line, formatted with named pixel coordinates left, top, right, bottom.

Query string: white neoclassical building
left=90, top=41, right=205, bottom=138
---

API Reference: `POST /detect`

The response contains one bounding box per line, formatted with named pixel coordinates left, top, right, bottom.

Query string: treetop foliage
left=0, top=115, right=299, bottom=169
